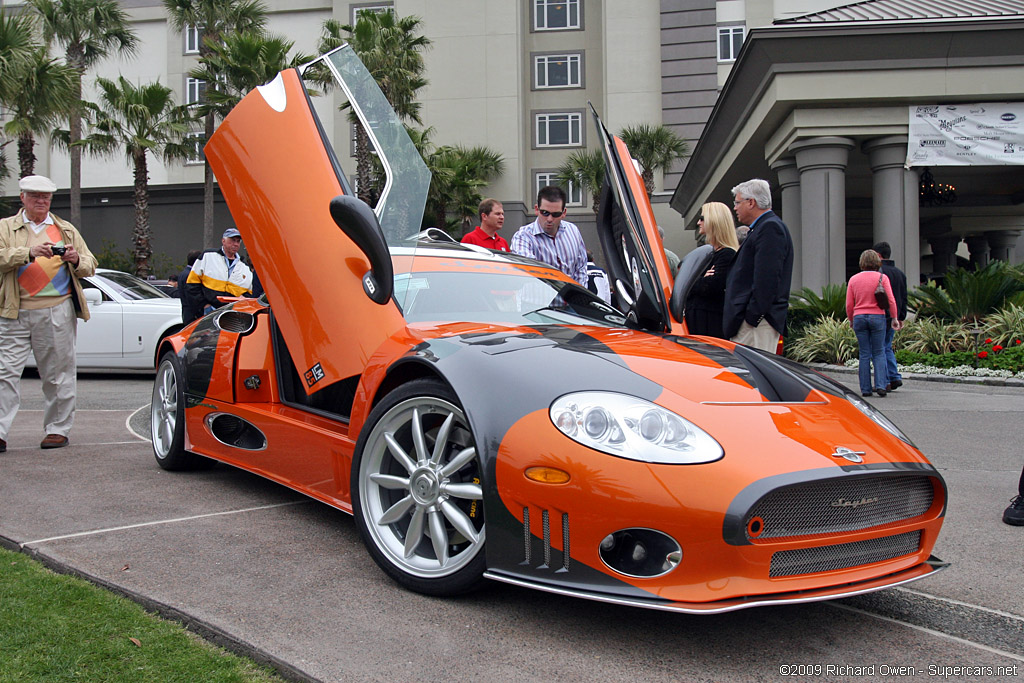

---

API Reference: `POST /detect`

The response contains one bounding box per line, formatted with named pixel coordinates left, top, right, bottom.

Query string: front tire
left=151, top=352, right=208, bottom=470
left=352, top=378, right=486, bottom=596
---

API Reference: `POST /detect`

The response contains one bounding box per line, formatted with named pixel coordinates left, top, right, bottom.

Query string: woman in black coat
left=685, top=201, right=739, bottom=338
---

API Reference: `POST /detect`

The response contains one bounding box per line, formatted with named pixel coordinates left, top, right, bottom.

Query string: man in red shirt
left=460, top=198, right=508, bottom=251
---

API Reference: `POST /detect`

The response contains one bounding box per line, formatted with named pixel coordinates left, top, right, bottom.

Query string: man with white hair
left=0, top=175, right=97, bottom=451
left=722, top=178, right=793, bottom=352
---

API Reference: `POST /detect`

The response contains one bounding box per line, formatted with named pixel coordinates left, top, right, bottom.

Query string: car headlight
left=550, top=392, right=723, bottom=464
left=846, top=393, right=915, bottom=446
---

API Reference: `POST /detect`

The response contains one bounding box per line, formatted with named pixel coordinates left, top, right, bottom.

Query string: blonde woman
left=846, top=249, right=900, bottom=398
left=685, top=201, right=740, bottom=338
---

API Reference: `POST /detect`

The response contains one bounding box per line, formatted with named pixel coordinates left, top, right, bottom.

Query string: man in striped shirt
left=510, top=186, right=588, bottom=287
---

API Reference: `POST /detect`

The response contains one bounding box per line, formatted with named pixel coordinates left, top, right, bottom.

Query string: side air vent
left=520, top=506, right=570, bottom=572
left=216, top=310, right=255, bottom=334
left=205, top=413, right=267, bottom=450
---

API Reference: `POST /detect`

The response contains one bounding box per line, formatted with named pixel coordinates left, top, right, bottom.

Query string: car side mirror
left=83, top=288, right=103, bottom=306
left=329, top=195, right=393, bottom=305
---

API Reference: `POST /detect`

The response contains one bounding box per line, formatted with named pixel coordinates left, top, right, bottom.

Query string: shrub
left=897, top=316, right=971, bottom=354
left=911, top=262, right=1024, bottom=323
left=983, top=303, right=1024, bottom=346
left=787, top=283, right=847, bottom=341
left=94, top=239, right=180, bottom=278
left=787, top=315, right=857, bottom=364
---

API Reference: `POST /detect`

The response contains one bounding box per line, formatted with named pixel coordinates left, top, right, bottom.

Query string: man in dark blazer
left=873, top=241, right=908, bottom=390
left=722, top=179, right=794, bottom=352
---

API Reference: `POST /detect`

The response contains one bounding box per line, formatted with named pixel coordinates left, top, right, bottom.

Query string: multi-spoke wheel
left=151, top=352, right=208, bottom=470
left=352, top=378, right=486, bottom=595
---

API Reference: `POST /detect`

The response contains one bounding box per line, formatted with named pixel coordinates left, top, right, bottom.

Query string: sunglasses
left=697, top=215, right=704, bottom=222
left=538, top=209, right=565, bottom=218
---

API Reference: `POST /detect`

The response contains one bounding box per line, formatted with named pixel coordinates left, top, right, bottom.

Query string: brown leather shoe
left=40, top=434, right=69, bottom=449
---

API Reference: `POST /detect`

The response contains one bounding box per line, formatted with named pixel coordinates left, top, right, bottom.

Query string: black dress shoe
left=875, top=388, right=887, bottom=397
left=889, top=379, right=903, bottom=390
left=0, top=438, right=5, bottom=453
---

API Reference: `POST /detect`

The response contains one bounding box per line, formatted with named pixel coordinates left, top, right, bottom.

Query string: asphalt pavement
left=1, top=369, right=1022, bottom=682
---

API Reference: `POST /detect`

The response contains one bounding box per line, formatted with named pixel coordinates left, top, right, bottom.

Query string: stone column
left=771, top=157, right=801, bottom=290
left=927, top=235, right=958, bottom=278
left=863, top=136, right=921, bottom=288
left=965, top=234, right=990, bottom=269
left=790, top=136, right=855, bottom=291
left=986, top=230, right=1020, bottom=263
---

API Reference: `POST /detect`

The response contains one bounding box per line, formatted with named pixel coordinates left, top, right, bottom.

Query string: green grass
left=0, top=547, right=283, bottom=683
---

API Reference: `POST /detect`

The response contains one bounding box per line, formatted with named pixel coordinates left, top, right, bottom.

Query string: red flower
left=978, top=351, right=989, bottom=359
left=993, top=345, right=1004, bottom=352
left=1017, top=339, right=1022, bottom=345
left=985, top=338, right=993, bottom=344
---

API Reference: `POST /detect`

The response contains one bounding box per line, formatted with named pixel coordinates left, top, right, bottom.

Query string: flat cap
left=19, top=175, right=58, bottom=193
left=222, top=227, right=241, bottom=239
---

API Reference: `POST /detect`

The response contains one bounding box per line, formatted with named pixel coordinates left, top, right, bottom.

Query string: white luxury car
left=29, top=269, right=184, bottom=372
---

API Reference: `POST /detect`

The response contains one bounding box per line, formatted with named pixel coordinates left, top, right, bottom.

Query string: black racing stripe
left=665, top=335, right=758, bottom=389
left=182, top=314, right=223, bottom=399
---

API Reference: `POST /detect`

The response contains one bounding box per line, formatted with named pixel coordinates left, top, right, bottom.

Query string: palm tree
left=164, top=0, right=267, bottom=247
left=618, top=123, right=690, bottom=197
left=557, top=149, right=605, bottom=214
left=3, top=48, right=76, bottom=177
left=0, top=11, right=37, bottom=105
left=191, top=30, right=313, bottom=119
left=319, top=11, right=430, bottom=205
left=81, top=77, right=193, bottom=277
left=27, top=0, right=138, bottom=228
left=428, top=145, right=505, bottom=235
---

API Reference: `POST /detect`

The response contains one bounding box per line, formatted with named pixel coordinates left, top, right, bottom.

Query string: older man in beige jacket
left=0, top=175, right=96, bottom=451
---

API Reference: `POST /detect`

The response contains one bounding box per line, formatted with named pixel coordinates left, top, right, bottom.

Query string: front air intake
left=769, top=530, right=921, bottom=577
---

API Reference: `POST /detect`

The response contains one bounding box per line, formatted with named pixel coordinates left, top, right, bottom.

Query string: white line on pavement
left=20, top=500, right=310, bottom=547
left=897, top=586, right=1024, bottom=623
left=830, top=602, right=1024, bottom=663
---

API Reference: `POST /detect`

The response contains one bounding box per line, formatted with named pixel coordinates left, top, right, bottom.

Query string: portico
left=670, top=16, right=1024, bottom=291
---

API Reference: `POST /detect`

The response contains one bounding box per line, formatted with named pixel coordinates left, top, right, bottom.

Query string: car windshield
left=96, top=271, right=170, bottom=300
left=396, top=269, right=625, bottom=327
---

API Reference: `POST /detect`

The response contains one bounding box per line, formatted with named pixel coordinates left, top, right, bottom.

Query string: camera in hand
left=50, top=245, right=66, bottom=256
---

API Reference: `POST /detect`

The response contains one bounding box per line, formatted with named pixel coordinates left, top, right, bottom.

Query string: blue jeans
left=853, top=314, right=887, bottom=394
left=884, top=324, right=901, bottom=384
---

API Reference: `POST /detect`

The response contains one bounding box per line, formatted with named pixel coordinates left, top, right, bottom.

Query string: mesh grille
left=217, top=311, right=255, bottom=333
left=747, top=475, right=934, bottom=540
left=770, top=531, right=921, bottom=577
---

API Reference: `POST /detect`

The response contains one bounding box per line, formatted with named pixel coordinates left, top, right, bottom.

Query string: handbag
left=873, top=273, right=890, bottom=316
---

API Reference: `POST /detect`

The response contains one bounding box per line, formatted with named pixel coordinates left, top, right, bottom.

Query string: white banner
left=906, top=103, right=1024, bottom=166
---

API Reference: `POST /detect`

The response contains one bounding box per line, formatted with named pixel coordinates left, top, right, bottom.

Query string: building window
left=536, top=171, right=583, bottom=207
left=184, top=24, right=203, bottom=54
left=535, top=112, right=582, bottom=147
left=186, top=77, right=206, bottom=106
left=534, top=0, right=581, bottom=31
left=534, top=53, right=582, bottom=89
left=185, top=132, right=205, bottom=165
left=351, top=2, right=393, bottom=24
left=718, top=26, right=744, bottom=62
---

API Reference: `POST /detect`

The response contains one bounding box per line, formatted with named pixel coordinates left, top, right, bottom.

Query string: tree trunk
left=17, top=132, right=35, bottom=177
left=642, top=169, right=655, bottom=198
left=132, top=149, right=152, bottom=277
left=591, top=191, right=600, bottom=215
left=355, top=122, right=372, bottom=205
left=203, top=112, right=216, bottom=247
left=68, top=48, right=85, bottom=229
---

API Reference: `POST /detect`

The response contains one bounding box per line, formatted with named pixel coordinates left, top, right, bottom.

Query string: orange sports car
left=150, top=46, right=946, bottom=613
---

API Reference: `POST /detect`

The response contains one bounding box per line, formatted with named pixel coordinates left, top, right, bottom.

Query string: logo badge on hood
left=831, top=446, right=865, bottom=463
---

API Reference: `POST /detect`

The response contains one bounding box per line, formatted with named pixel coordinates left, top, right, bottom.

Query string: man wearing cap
left=0, top=175, right=97, bottom=452
left=185, top=227, right=253, bottom=321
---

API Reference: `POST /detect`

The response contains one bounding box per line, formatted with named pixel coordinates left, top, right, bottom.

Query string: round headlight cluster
left=550, top=392, right=723, bottom=464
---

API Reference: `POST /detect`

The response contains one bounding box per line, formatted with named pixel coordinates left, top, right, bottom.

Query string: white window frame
left=534, top=53, right=582, bottom=89
left=351, top=2, right=393, bottom=24
left=185, top=132, right=205, bottom=165
left=717, top=26, right=744, bottom=62
left=186, top=77, right=206, bottom=106
left=184, top=24, right=203, bottom=54
left=534, top=0, right=581, bottom=31
left=536, top=171, right=584, bottom=207
left=535, top=112, right=583, bottom=148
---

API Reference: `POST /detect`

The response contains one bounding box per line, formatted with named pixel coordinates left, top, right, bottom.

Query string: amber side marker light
left=525, top=466, right=571, bottom=484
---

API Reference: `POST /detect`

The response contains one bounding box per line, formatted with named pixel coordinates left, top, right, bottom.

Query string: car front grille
left=769, top=530, right=922, bottom=577
left=746, top=475, right=935, bottom=541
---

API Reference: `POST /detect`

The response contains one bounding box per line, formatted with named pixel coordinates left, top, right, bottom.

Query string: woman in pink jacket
left=846, top=249, right=900, bottom=397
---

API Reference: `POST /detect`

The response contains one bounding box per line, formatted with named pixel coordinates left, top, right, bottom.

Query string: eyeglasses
left=538, top=209, right=565, bottom=218
left=733, top=197, right=751, bottom=206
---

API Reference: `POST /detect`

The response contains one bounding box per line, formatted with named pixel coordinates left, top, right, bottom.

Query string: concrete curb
left=808, top=363, right=1024, bottom=388
left=0, top=534, right=322, bottom=683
